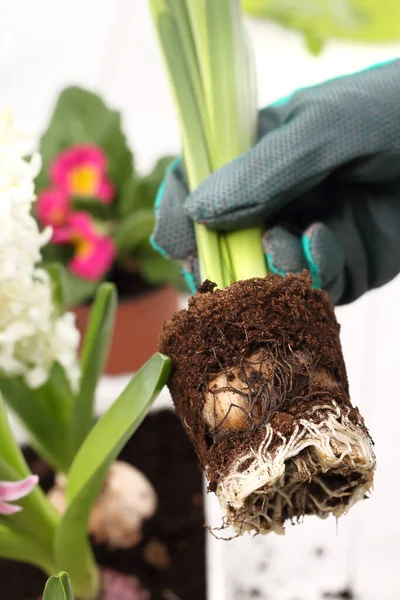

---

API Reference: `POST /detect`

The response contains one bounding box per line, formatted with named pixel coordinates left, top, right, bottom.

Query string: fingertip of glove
left=166, top=156, right=182, bottom=176
left=301, top=235, right=322, bottom=290
left=154, top=179, right=167, bottom=217
left=150, top=233, right=169, bottom=259
left=154, top=156, right=183, bottom=217
left=181, top=267, right=197, bottom=294
left=263, top=226, right=308, bottom=275
left=266, top=253, right=287, bottom=276
left=302, top=223, right=346, bottom=301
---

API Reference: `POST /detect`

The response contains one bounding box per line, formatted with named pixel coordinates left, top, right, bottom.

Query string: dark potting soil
left=159, top=273, right=374, bottom=531
left=0, top=410, right=206, bottom=600
left=158, top=272, right=357, bottom=482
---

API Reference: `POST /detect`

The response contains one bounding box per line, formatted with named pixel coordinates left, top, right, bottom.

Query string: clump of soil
left=159, top=272, right=376, bottom=535
left=0, top=410, right=205, bottom=600
left=323, top=587, right=355, bottom=599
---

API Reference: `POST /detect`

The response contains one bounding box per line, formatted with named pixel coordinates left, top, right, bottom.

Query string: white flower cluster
left=0, top=109, right=80, bottom=389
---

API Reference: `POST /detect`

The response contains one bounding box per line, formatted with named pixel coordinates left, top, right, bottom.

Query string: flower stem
left=150, top=0, right=268, bottom=287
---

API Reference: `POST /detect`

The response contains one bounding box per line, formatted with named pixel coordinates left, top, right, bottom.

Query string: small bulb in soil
left=203, top=371, right=252, bottom=432
left=203, top=352, right=269, bottom=433
left=48, top=461, right=157, bottom=549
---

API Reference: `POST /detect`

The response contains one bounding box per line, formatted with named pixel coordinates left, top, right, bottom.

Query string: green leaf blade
left=0, top=378, right=70, bottom=473
left=55, top=353, right=171, bottom=597
left=0, top=524, right=56, bottom=575
left=45, top=263, right=69, bottom=315
left=0, top=457, right=58, bottom=550
left=67, top=352, right=171, bottom=501
left=44, top=573, right=74, bottom=600
left=0, top=393, right=30, bottom=478
left=68, top=283, right=117, bottom=459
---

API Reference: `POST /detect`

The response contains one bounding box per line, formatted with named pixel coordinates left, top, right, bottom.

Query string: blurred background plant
left=34, top=87, right=182, bottom=308
left=243, top=0, right=400, bottom=54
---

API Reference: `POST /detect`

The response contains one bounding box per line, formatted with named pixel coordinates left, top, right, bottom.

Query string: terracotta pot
left=73, top=286, right=179, bottom=375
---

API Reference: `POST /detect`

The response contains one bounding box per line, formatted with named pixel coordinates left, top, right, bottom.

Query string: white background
left=3, top=1, right=400, bottom=598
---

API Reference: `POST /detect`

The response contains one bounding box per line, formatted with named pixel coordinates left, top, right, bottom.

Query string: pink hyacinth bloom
left=37, top=188, right=70, bottom=229
left=53, top=212, right=115, bottom=281
left=50, top=145, right=115, bottom=203
left=0, top=475, right=39, bottom=515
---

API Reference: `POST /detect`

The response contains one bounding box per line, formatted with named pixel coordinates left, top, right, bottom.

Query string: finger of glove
left=263, top=226, right=308, bottom=276
left=303, top=222, right=346, bottom=305
left=264, top=223, right=346, bottom=305
left=151, top=160, right=197, bottom=261
left=184, top=61, right=400, bottom=230
left=181, top=256, right=201, bottom=294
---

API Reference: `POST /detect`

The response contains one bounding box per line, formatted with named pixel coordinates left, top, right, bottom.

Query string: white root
left=210, top=402, right=375, bottom=535
left=48, top=461, right=157, bottom=549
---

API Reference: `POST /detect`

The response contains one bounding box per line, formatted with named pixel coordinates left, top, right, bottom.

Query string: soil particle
left=143, top=539, right=171, bottom=570
left=322, top=587, right=355, bottom=599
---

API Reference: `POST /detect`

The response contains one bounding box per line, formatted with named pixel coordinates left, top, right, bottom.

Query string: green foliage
left=150, top=0, right=267, bottom=286
left=36, top=87, right=133, bottom=192
left=0, top=283, right=117, bottom=473
left=55, top=353, right=171, bottom=598
left=62, top=273, right=98, bottom=309
left=0, top=396, right=58, bottom=574
left=35, top=87, right=182, bottom=306
left=43, top=573, right=74, bottom=600
left=0, top=372, right=73, bottom=473
left=68, top=283, right=117, bottom=458
left=242, top=0, right=400, bottom=55
left=0, top=348, right=172, bottom=596
left=0, top=526, right=57, bottom=575
left=118, top=156, right=176, bottom=218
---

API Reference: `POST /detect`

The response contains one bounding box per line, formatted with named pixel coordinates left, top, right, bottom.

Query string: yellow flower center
left=74, top=236, right=95, bottom=259
left=69, top=166, right=99, bottom=196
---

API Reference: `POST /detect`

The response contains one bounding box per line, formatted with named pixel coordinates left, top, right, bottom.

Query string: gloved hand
left=152, top=59, right=400, bottom=304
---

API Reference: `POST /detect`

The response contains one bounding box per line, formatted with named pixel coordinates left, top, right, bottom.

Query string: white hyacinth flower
left=0, top=109, right=80, bottom=390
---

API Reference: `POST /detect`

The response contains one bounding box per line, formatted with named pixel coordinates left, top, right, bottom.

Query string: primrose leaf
left=43, top=573, right=74, bottom=600
left=138, top=253, right=184, bottom=289
left=117, top=155, right=177, bottom=218
left=54, top=353, right=171, bottom=590
left=114, top=209, right=155, bottom=255
left=63, top=272, right=98, bottom=309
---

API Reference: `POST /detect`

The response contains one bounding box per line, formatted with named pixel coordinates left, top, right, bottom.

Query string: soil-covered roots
left=216, top=401, right=375, bottom=534
left=158, top=272, right=376, bottom=535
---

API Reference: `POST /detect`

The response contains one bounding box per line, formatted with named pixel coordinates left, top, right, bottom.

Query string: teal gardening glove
left=152, top=60, right=400, bottom=305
